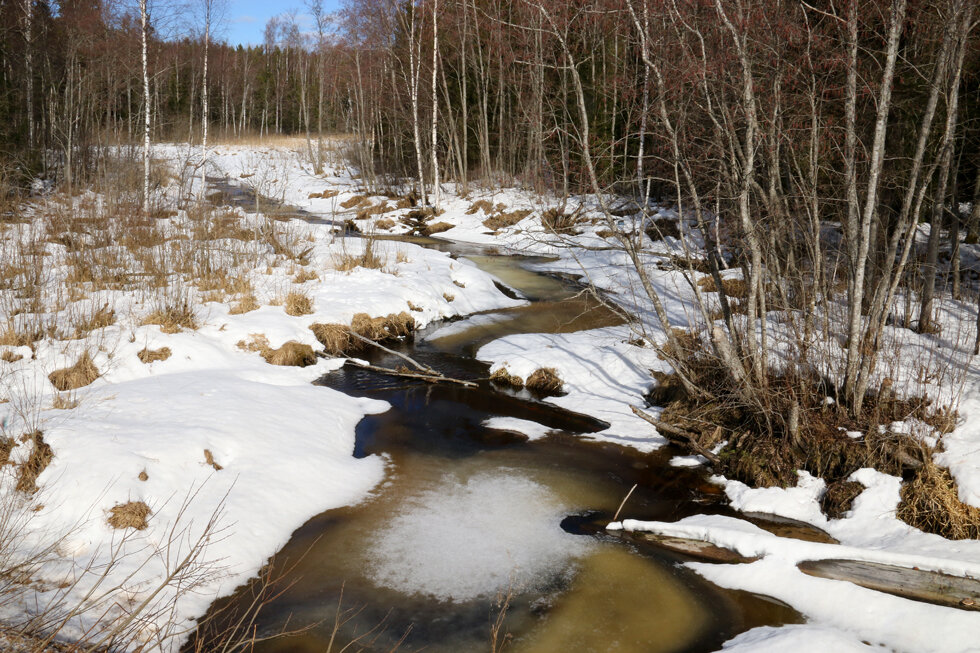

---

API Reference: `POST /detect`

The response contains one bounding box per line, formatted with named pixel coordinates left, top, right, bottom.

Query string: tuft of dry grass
left=375, top=218, right=396, bottom=230
left=52, top=393, right=79, bottom=410
left=138, top=347, right=172, bottom=364
left=138, top=470, right=148, bottom=481
left=697, top=275, right=749, bottom=298
left=333, top=239, right=387, bottom=272
left=261, top=341, right=317, bottom=367
left=107, top=501, right=151, bottom=530
left=142, top=297, right=198, bottom=333
left=293, top=268, right=319, bottom=284
left=525, top=368, right=564, bottom=395
left=48, top=352, right=100, bottom=391
left=443, top=293, right=455, bottom=302
left=426, top=221, right=453, bottom=235
left=308, top=189, right=339, bottom=199
left=340, top=195, right=369, bottom=209
left=16, top=431, right=53, bottom=494
left=1, top=349, right=23, bottom=363
left=283, top=291, right=314, bottom=316
left=407, top=301, right=422, bottom=312
left=229, top=294, right=260, bottom=315
left=466, top=199, right=494, bottom=215
left=350, top=311, right=415, bottom=340
left=898, top=462, right=980, bottom=539
left=821, top=480, right=865, bottom=519
left=490, top=367, right=524, bottom=389
left=483, top=209, right=531, bottom=231
left=70, top=303, right=116, bottom=339
left=204, top=449, right=223, bottom=471
left=310, top=323, right=351, bottom=356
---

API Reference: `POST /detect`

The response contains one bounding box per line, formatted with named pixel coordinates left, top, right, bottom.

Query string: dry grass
left=204, top=449, right=223, bottom=471
left=308, top=189, right=339, bottom=199
left=70, top=303, right=116, bottom=339
left=310, top=323, right=351, bottom=356
left=293, top=268, right=319, bottom=284
left=48, top=352, right=100, bottom=391
left=426, top=221, right=453, bottom=235
left=898, top=462, right=980, bottom=539
left=340, top=195, right=368, bottom=209
left=283, top=291, right=314, bottom=316
left=350, top=311, right=415, bottom=340
left=15, top=431, right=53, bottom=494
left=541, top=207, right=583, bottom=235
left=525, top=368, right=564, bottom=395
left=107, top=501, right=151, bottom=530
left=443, top=293, right=455, bottom=302
left=483, top=209, right=531, bottom=231
left=407, top=301, right=422, bottom=312
left=51, top=393, right=79, bottom=410
left=375, top=218, right=396, bottom=230
left=333, top=240, right=387, bottom=272
left=466, top=200, right=495, bottom=215
left=142, top=297, right=198, bottom=333
left=1, top=350, right=23, bottom=363
left=356, top=203, right=393, bottom=220
left=229, top=294, right=260, bottom=315
left=261, top=341, right=317, bottom=367
left=697, top=275, right=749, bottom=298
left=138, top=347, right=172, bottom=364
left=490, top=367, right=524, bottom=389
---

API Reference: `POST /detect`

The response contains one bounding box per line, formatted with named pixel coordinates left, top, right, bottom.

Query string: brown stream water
left=197, top=181, right=801, bottom=653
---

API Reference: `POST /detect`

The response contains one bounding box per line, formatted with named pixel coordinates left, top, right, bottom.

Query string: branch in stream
left=341, top=359, right=478, bottom=388
left=630, top=405, right=720, bottom=465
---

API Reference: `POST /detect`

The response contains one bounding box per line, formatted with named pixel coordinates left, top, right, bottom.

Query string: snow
left=365, top=471, right=592, bottom=601
left=719, top=625, right=879, bottom=652
left=482, top=416, right=553, bottom=440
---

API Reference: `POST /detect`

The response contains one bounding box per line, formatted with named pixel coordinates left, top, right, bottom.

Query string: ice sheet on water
left=365, top=471, right=593, bottom=602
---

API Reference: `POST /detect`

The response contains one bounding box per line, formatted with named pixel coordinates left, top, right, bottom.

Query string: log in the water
left=614, top=530, right=759, bottom=564
left=798, top=559, right=980, bottom=611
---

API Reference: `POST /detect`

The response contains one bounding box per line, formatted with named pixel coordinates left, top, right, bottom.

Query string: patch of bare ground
left=646, top=344, right=973, bottom=538
left=138, top=346, right=172, bottom=364
left=48, top=352, right=100, bottom=391
left=644, top=218, right=681, bottom=241
left=107, top=501, right=151, bottom=530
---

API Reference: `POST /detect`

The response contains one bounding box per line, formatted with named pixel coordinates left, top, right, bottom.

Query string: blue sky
left=222, top=0, right=342, bottom=46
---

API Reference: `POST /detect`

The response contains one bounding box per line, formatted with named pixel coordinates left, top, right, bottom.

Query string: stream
left=197, top=180, right=803, bottom=653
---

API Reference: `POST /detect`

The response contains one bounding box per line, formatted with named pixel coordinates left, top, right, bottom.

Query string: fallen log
left=630, top=405, right=720, bottom=465
left=612, top=530, right=759, bottom=564
left=798, top=559, right=980, bottom=611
